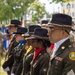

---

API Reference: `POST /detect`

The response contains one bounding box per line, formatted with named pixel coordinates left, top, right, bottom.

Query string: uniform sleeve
left=2, top=54, right=14, bottom=69
left=22, top=53, right=33, bottom=75
left=39, top=54, right=50, bottom=75
left=15, top=50, right=26, bottom=75
left=68, top=52, right=75, bottom=74
left=70, top=61, right=75, bottom=75
left=15, top=59, right=23, bottom=75
left=62, top=51, right=75, bottom=75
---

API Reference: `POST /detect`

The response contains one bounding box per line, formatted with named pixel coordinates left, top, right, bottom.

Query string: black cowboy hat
left=28, top=28, right=51, bottom=47
left=13, top=27, right=27, bottom=34
left=9, top=20, right=21, bottom=27
left=41, top=20, right=49, bottom=24
left=48, top=13, right=72, bottom=28
left=28, top=28, right=49, bottom=40
left=28, top=25, right=41, bottom=35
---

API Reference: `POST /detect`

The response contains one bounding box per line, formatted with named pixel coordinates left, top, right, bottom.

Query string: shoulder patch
left=69, top=52, right=75, bottom=60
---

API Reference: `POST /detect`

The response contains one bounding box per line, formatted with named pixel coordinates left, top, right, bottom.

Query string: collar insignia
left=61, top=46, right=65, bottom=49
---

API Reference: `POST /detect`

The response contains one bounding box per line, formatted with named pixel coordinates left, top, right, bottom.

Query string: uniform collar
left=51, top=38, right=71, bottom=60
left=55, top=37, right=69, bottom=50
left=33, top=47, right=45, bottom=61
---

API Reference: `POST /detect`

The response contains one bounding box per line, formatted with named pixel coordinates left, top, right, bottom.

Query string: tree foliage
left=0, top=0, right=35, bottom=21
left=50, top=0, right=73, bottom=3
left=28, top=0, right=46, bottom=23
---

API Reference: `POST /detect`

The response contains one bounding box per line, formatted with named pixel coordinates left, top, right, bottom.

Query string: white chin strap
left=69, top=31, right=75, bottom=42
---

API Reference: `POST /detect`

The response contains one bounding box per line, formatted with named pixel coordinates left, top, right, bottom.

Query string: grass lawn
left=0, top=53, right=7, bottom=75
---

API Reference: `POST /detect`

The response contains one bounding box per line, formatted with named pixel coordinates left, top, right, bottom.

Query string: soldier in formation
left=21, top=25, right=41, bottom=75
left=10, top=27, right=27, bottom=75
left=47, top=13, right=75, bottom=75
left=2, top=13, right=75, bottom=75
left=2, top=20, right=21, bottom=75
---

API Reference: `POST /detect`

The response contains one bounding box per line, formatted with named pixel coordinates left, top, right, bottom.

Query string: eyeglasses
left=49, top=28, right=63, bottom=32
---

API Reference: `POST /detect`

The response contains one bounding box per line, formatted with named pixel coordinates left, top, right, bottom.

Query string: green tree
left=28, top=0, right=46, bottom=23
left=50, top=0, right=73, bottom=3
left=0, top=0, right=35, bottom=21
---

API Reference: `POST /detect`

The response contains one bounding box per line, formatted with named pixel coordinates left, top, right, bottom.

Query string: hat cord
left=65, top=30, right=69, bottom=34
left=61, top=27, right=69, bottom=34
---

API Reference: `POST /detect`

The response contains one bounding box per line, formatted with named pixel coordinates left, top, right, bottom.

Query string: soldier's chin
left=49, top=39, right=54, bottom=44
left=49, top=38, right=53, bottom=43
left=50, top=41, right=54, bottom=44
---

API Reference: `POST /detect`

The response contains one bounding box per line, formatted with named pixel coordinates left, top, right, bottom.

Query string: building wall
left=61, top=1, right=75, bottom=19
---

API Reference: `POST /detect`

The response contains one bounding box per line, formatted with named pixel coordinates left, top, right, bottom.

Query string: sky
left=39, top=0, right=61, bottom=13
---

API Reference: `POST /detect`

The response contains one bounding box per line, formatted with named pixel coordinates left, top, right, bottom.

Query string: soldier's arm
left=15, top=59, right=23, bottom=75
left=15, top=50, right=26, bottom=75
left=2, top=54, right=14, bottom=71
left=62, top=51, right=75, bottom=75
left=39, top=54, right=50, bottom=75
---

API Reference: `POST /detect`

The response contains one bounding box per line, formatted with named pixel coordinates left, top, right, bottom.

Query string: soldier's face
left=32, top=39, right=39, bottom=49
left=16, top=34, right=24, bottom=42
left=48, top=27, right=63, bottom=43
left=27, top=39, right=33, bottom=46
left=9, top=27, right=17, bottom=33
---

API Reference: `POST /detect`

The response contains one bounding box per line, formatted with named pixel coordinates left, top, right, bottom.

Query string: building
left=61, top=1, right=75, bottom=21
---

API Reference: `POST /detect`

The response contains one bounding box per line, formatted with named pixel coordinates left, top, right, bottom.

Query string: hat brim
left=28, top=35, right=49, bottom=40
left=27, top=35, right=35, bottom=40
left=24, top=33, right=30, bottom=37
left=13, top=32, right=24, bottom=34
left=3, top=33, right=11, bottom=36
left=47, top=23, right=72, bottom=28
left=9, top=24, right=20, bottom=27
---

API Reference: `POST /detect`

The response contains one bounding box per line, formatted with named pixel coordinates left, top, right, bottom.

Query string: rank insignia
left=55, top=57, right=63, bottom=61
left=69, top=52, right=75, bottom=60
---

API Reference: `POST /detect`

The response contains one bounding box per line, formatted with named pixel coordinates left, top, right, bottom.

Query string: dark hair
left=44, top=40, right=51, bottom=47
left=33, top=38, right=51, bottom=48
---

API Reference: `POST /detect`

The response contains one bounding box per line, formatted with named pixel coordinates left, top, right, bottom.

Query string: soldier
left=3, top=30, right=11, bottom=52
left=41, top=20, right=49, bottom=27
left=2, top=20, right=21, bottom=75
left=3, top=29, right=11, bottom=61
left=10, top=27, right=27, bottom=75
left=29, top=28, right=50, bottom=75
left=7, top=20, right=21, bottom=57
left=47, top=13, right=75, bottom=75
left=28, top=25, right=41, bottom=35
left=21, top=25, right=41, bottom=75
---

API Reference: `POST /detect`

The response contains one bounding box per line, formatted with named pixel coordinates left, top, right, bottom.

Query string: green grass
left=0, top=53, right=8, bottom=75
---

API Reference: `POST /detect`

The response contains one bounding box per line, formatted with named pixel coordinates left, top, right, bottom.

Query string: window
left=72, top=12, right=74, bottom=16
left=72, top=4, right=74, bottom=8
left=66, top=3, right=71, bottom=9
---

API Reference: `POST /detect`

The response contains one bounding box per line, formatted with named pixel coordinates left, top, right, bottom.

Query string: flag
left=1, top=25, right=5, bottom=34
left=21, top=19, right=25, bottom=27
